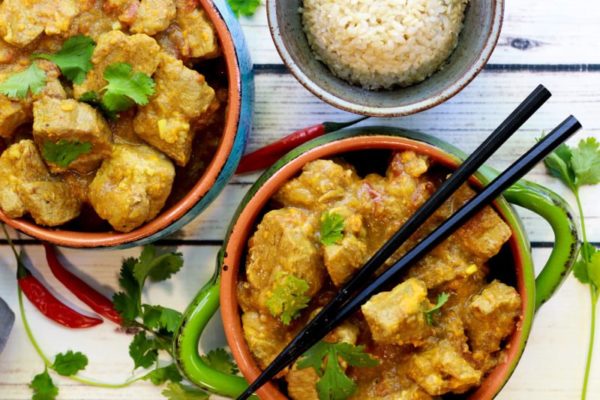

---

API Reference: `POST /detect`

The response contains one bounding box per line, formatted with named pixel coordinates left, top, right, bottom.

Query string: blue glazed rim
left=121, top=0, right=255, bottom=249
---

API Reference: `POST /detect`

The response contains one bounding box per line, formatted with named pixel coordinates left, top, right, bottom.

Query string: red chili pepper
left=44, top=244, right=122, bottom=325
left=236, top=116, right=368, bottom=174
left=17, top=256, right=103, bottom=329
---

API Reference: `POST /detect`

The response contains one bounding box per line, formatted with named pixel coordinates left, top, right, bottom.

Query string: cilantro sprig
left=30, top=369, right=58, bottom=400
left=297, top=341, right=378, bottom=400
left=42, top=139, right=92, bottom=168
left=0, top=63, right=47, bottom=99
left=33, top=35, right=96, bottom=84
left=544, top=136, right=600, bottom=400
left=423, top=292, right=450, bottom=326
left=227, top=0, right=261, bottom=17
left=29, top=351, right=88, bottom=400
left=320, top=212, right=345, bottom=246
left=265, top=273, right=311, bottom=325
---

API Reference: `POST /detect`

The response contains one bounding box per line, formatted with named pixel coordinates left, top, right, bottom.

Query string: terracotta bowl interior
left=0, top=0, right=242, bottom=248
left=267, top=0, right=503, bottom=116
left=221, top=136, right=528, bottom=400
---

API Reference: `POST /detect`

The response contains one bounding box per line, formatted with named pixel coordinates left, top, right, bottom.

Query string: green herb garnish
left=52, top=351, right=88, bottom=376
left=42, top=139, right=92, bottom=168
left=544, top=136, right=600, bottom=400
left=0, top=63, right=47, bottom=99
left=298, top=341, right=379, bottom=400
left=265, top=273, right=311, bottom=325
left=200, top=348, right=239, bottom=375
left=33, top=35, right=96, bottom=84
left=227, top=0, right=261, bottom=17
left=320, top=212, right=345, bottom=246
left=102, top=62, right=155, bottom=113
left=162, top=382, right=209, bottom=400
left=423, top=292, right=450, bottom=326
left=30, top=369, right=59, bottom=400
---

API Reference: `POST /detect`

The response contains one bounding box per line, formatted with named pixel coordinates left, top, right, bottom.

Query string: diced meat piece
left=173, top=0, right=219, bottom=58
left=241, top=311, right=288, bottom=369
left=324, top=234, right=367, bottom=286
left=407, top=241, right=474, bottom=289
left=134, top=54, right=215, bottom=166
left=274, top=160, right=359, bottom=210
left=131, top=0, right=176, bottom=35
left=0, top=38, right=17, bottom=64
left=327, top=321, right=360, bottom=345
left=408, top=341, right=482, bottom=396
left=0, top=96, right=29, bottom=139
left=88, top=144, right=175, bottom=232
left=62, top=172, right=94, bottom=203
left=0, top=0, right=79, bottom=47
left=110, top=111, right=144, bottom=145
left=0, top=140, right=81, bottom=226
left=286, top=366, right=319, bottom=400
left=456, top=207, right=512, bottom=262
left=362, top=278, right=433, bottom=346
left=18, top=181, right=81, bottom=226
left=246, top=208, right=325, bottom=311
left=465, top=280, right=521, bottom=356
left=68, top=1, right=121, bottom=40
left=387, top=151, right=430, bottom=179
left=33, top=98, right=113, bottom=174
left=74, top=30, right=161, bottom=98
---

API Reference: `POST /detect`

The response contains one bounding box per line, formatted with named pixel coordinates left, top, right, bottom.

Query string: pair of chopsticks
left=237, top=84, right=581, bottom=400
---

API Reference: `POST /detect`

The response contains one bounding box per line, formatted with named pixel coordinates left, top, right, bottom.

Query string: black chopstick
left=236, top=85, right=553, bottom=399
left=238, top=115, right=581, bottom=400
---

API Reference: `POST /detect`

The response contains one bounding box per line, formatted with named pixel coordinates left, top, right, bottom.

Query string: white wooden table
left=1, top=0, right=600, bottom=399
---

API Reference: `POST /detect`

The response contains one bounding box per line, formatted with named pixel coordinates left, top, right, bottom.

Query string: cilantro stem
left=575, top=190, right=588, bottom=244
left=18, top=286, right=153, bottom=389
left=582, top=288, right=597, bottom=400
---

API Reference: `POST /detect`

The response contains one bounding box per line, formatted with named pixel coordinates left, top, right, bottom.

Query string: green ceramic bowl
left=175, top=127, right=579, bottom=399
left=267, top=0, right=504, bottom=116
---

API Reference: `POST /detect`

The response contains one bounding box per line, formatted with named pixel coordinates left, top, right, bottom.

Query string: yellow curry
left=238, top=151, right=522, bottom=399
left=0, top=0, right=224, bottom=232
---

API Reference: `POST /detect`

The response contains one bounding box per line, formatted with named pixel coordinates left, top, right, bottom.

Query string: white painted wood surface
left=1, top=0, right=600, bottom=399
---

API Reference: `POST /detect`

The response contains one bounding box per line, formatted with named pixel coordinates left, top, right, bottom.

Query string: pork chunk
left=286, top=367, right=319, bottom=400
left=88, top=144, right=175, bottom=232
left=246, top=208, right=325, bottom=311
left=274, top=160, right=359, bottom=210
left=408, top=341, right=482, bottom=396
left=465, top=280, right=521, bottom=355
left=0, top=140, right=81, bottom=225
left=131, top=0, right=176, bottom=35
left=241, top=311, right=288, bottom=369
left=456, top=207, right=512, bottom=262
left=362, top=278, right=433, bottom=346
left=134, top=54, right=215, bottom=166
left=0, top=0, right=79, bottom=47
left=74, top=30, right=161, bottom=98
left=0, top=96, right=29, bottom=139
left=33, top=98, right=113, bottom=174
left=174, top=0, right=219, bottom=58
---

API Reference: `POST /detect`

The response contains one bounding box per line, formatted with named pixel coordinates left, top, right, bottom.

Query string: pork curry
left=237, top=151, right=522, bottom=400
left=0, top=0, right=226, bottom=232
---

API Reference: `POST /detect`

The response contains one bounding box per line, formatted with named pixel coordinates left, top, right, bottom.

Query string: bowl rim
left=0, top=0, right=243, bottom=248
left=220, top=135, right=532, bottom=400
left=266, top=0, right=505, bottom=117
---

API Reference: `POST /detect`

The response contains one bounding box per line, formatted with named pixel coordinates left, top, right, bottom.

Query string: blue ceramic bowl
left=0, top=0, right=254, bottom=249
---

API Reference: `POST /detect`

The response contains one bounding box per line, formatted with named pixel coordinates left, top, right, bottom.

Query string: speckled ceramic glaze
left=0, top=0, right=254, bottom=249
left=211, top=128, right=578, bottom=399
left=267, top=0, right=504, bottom=116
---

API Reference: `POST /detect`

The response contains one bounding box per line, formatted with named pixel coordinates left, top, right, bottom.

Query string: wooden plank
left=0, top=246, right=596, bottom=399
left=238, top=0, right=600, bottom=65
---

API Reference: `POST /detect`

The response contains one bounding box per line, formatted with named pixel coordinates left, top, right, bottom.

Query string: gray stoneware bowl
left=267, top=0, right=504, bottom=117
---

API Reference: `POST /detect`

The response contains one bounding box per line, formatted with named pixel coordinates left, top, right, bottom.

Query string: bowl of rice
left=267, top=0, right=503, bottom=117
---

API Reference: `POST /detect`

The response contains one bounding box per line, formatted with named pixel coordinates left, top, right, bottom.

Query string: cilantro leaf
left=162, top=382, right=209, bottom=400
left=424, top=292, right=450, bottom=326
left=571, top=137, right=600, bottom=187
left=0, top=63, right=47, bottom=99
left=588, top=251, right=600, bottom=290
left=142, top=305, right=182, bottom=333
left=33, top=35, right=95, bottom=84
left=113, top=257, right=142, bottom=323
left=200, top=348, right=238, bottom=375
left=320, top=212, right=345, bottom=246
left=133, top=245, right=184, bottom=286
left=317, top=350, right=357, bottom=400
left=30, top=369, right=58, bottom=400
left=543, top=143, right=576, bottom=190
left=265, top=273, right=310, bottom=325
left=573, top=258, right=590, bottom=285
left=102, top=62, right=155, bottom=113
left=298, top=342, right=378, bottom=400
left=42, top=139, right=92, bottom=168
left=52, top=351, right=88, bottom=376
left=227, top=0, right=261, bottom=17
left=129, top=332, right=159, bottom=369
left=145, top=363, right=183, bottom=385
